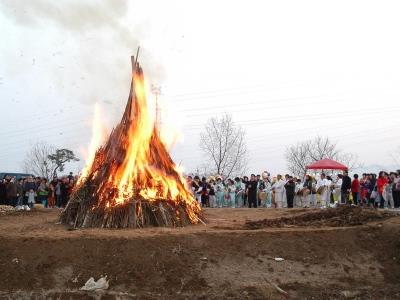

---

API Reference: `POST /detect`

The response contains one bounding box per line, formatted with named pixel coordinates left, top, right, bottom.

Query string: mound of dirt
left=245, top=206, right=395, bottom=229
left=0, top=208, right=399, bottom=298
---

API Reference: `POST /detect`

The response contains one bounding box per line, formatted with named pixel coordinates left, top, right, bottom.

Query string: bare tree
left=284, top=141, right=313, bottom=177
left=285, top=136, right=361, bottom=176
left=308, top=136, right=340, bottom=162
left=23, top=142, right=57, bottom=179
left=23, top=142, right=80, bottom=179
left=200, top=114, right=247, bottom=178
left=339, top=152, right=362, bottom=171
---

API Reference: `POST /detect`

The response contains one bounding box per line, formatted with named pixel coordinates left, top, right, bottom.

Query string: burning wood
left=60, top=56, right=203, bottom=228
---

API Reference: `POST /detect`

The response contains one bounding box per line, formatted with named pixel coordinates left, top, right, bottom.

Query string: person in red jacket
left=376, top=171, right=389, bottom=208
left=351, top=174, right=360, bottom=205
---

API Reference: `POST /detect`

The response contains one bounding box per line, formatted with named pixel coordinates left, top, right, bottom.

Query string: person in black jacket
left=284, top=176, right=296, bottom=208
left=5, top=177, right=18, bottom=206
left=207, top=179, right=216, bottom=208
left=0, top=178, right=7, bottom=205
left=247, top=174, right=258, bottom=208
left=200, top=177, right=209, bottom=207
left=16, top=178, right=24, bottom=208
left=242, top=176, right=249, bottom=207
left=341, top=170, right=352, bottom=204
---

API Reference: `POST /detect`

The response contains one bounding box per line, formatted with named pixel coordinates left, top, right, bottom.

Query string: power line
left=0, top=116, right=87, bottom=138
left=182, top=106, right=400, bottom=130
left=1, top=102, right=394, bottom=140
left=1, top=107, right=395, bottom=157
left=0, top=105, right=396, bottom=156
left=175, top=94, right=331, bottom=113
left=163, top=81, right=303, bottom=100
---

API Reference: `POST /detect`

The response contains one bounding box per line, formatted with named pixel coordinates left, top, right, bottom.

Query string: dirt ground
left=0, top=207, right=399, bottom=299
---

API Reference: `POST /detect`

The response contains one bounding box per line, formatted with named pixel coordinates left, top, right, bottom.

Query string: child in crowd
left=351, top=174, right=360, bottom=205
left=26, top=189, right=36, bottom=210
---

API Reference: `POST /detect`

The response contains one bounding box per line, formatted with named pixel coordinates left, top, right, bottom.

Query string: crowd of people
left=0, top=172, right=78, bottom=210
left=186, top=170, right=400, bottom=209
left=1, top=169, right=400, bottom=211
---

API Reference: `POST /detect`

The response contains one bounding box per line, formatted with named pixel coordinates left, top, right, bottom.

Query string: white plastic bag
left=80, top=276, right=109, bottom=291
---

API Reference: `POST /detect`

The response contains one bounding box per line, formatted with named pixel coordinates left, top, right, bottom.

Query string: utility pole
left=151, top=85, right=162, bottom=136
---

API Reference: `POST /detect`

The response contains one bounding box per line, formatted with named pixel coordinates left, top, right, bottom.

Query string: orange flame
left=79, top=63, right=201, bottom=224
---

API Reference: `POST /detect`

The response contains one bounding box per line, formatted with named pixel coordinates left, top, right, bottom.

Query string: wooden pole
left=134, top=46, right=140, bottom=65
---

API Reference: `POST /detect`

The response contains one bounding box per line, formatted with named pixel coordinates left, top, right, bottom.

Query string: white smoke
left=0, top=0, right=165, bottom=112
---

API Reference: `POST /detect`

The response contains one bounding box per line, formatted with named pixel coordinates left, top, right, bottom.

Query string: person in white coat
left=271, top=174, right=285, bottom=208
left=333, top=174, right=343, bottom=204
left=294, top=178, right=303, bottom=207
left=316, top=173, right=329, bottom=208
left=325, top=176, right=333, bottom=207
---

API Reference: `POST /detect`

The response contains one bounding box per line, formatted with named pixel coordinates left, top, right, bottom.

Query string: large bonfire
left=60, top=56, right=203, bottom=228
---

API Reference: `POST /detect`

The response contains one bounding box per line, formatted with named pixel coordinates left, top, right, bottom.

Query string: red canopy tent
left=306, top=158, right=348, bottom=171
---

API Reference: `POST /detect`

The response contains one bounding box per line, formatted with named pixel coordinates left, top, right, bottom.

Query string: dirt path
left=0, top=207, right=399, bottom=299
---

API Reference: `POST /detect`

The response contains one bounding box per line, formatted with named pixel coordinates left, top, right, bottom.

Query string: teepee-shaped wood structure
left=60, top=56, right=203, bottom=228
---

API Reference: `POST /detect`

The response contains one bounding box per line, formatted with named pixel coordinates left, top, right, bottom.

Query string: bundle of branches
left=60, top=55, right=202, bottom=229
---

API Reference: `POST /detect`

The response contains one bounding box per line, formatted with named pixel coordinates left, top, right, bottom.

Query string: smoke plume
left=0, top=0, right=165, bottom=114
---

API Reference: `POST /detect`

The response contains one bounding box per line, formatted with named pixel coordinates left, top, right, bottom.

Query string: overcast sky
left=0, top=0, right=399, bottom=175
